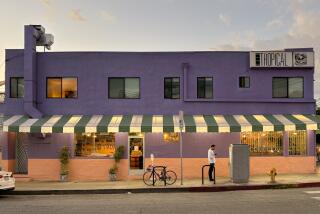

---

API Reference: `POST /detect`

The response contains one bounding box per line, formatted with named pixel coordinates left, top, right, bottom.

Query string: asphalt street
left=1, top=188, right=320, bottom=214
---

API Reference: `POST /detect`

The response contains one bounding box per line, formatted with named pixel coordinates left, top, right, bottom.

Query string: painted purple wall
left=3, top=50, right=315, bottom=115
left=4, top=49, right=25, bottom=114
left=145, top=133, right=240, bottom=158
left=20, top=133, right=73, bottom=159
left=115, top=133, right=128, bottom=159
left=307, top=130, right=315, bottom=156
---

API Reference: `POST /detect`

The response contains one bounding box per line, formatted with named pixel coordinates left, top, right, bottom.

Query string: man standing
left=208, top=144, right=216, bottom=181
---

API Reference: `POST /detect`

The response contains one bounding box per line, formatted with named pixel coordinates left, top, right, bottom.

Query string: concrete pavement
left=0, top=173, right=318, bottom=195
left=1, top=188, right=320, bottom=214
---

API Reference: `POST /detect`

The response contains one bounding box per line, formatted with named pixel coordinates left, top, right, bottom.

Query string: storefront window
left=289, top=131, right=307, bottom=155
left=163, top=132, right=179, bottom=143
left=241, top=131, right=283, bottom=156
left=74, top=133, right=115, bottom=157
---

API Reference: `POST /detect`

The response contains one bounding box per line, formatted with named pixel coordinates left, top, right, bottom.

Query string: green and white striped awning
left=2, top=114, right=320, bottom=134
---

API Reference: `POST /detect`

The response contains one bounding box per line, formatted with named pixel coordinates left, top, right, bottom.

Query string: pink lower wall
left=250, top=156, right=316, bottom=174
left=145, top=156, right=316, bottom=178
left=1, top=159, right=15, bottom=172
left=69, top=159, right=129, bottom=181
left=0, top=152, right=2, bottom=168
left=26, top=156, right=316, bottom=181
left=28, top=159, right=130, bottom=181
left=28, top=159, right=60, bottom=180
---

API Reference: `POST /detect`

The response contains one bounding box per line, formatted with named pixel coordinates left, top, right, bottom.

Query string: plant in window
left=109, top=145, right=125, bottom=181
left=59, top=146, right=70, bottom=182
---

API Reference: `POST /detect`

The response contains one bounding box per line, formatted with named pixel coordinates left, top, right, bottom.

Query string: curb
left=2, top=182, right=320, bottom=195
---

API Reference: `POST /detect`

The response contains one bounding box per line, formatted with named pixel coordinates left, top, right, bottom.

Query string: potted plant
left=109, top=145, right=124, bottom=181
left=59, top=146, right=70, bottom=182
left=108, top=165, right=118, bottom=181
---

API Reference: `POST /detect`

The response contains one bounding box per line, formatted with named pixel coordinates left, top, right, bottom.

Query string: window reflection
left=47, top=78, right=61, bottom=98
left=10, top=77, right=24, bottom=98
left=108, top=78, right=140, bottom=99
left=74, top=133, right=115, bottom=157
left=289, top=131, right=307, bottom=155
left=62, top=78, right=77, bottom=98
left=197, top=77, right=213, bottom=99
left=241, top=131, right=283, bottom=156
left=47, top=77, right=77, bottom=98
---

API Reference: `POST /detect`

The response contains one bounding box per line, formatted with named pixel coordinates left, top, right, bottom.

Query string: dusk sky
left=0, top=0, right=319, bottom=102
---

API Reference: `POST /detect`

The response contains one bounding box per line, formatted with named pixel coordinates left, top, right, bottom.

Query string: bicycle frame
left=149, top=166, right=167, bottom=186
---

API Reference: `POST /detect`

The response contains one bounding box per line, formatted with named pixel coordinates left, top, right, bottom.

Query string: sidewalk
left=3, top=173, right=319, bottom=195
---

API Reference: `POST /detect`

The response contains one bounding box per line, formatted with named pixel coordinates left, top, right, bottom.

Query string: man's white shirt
left=208, top=149, right=216, bottom=164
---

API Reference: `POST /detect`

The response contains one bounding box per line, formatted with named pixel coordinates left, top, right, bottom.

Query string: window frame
left=108, top=77, right=140, bottom=99
left=241, top=131, right=284, bottom=157
left=239, top=76, right=250, bottom=88
left=272, top=77, right=304, bottom=98
left=10, top=77, right=24, bottom=98
left=46, top=77, right=78, bottom=99
left=197, top=77, right=213, bottom=99
left=288, top=131, right=308, bottom=156
left=164, top=77, right=180, bottom=99
left=74, top=132, right=116, bottom=158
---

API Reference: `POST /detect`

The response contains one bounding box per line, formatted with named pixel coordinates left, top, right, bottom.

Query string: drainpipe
left=23, top=25, right=43, bottom=118
left=182, top=63, right=189, bottom=101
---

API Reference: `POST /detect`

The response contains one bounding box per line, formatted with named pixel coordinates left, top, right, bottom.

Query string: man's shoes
left=209, top=179, right=214, bottom=181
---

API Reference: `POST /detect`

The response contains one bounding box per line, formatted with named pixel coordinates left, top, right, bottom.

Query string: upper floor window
left=47, top=77, right=78, bottom=98
left=272, top=77, right=303, bottom=98
left=164, top=77, right=180, bottom=99
left=108, top=77, right=140, bottom=99
left=239, top=76, right=250, bottom=88
left=10, top=77, right=24, bottom=98
left=197, top=77, right=213, bottom=99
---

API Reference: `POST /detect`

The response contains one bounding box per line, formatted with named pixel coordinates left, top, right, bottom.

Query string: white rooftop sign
left=250, top=51, right=314, bottom=68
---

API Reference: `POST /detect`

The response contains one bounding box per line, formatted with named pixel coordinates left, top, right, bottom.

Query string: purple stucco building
left=0, top=25, right=318, bottom=181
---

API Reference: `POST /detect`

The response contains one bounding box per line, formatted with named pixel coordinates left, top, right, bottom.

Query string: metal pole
left=179, top=110, right=184, bottom=185
left=180, top=128, right=183, bottom=185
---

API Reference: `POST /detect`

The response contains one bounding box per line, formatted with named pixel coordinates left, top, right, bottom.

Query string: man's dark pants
left=208, top=163, right=215, bottom=181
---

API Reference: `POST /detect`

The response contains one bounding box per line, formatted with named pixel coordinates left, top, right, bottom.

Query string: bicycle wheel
left=165, top=170, right=177, bottom=185
left=143, top=171, right=158, bottom=186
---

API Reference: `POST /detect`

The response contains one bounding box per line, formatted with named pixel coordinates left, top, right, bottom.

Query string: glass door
left=128, top=136, right=144, bottom=174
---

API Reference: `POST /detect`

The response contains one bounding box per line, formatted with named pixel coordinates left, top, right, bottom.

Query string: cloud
left=213, top=1, right=320, bottom=100
left=100, top=11, right=116, bottom=23
left=266, top=19, right=283, bottom=28
left=212, top=30, right=256, bottom=51
left=38, top=0, right=51, bottom=6
left=70, top=9, right=86, bottom=22
left=219, top=14, right=231, bottom=25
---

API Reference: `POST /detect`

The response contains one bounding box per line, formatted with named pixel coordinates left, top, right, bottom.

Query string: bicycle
left=143, top=165, right=177, bottom=186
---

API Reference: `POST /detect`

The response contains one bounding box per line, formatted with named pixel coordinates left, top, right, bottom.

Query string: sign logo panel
left=250, top=51, right=314, bottom=68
